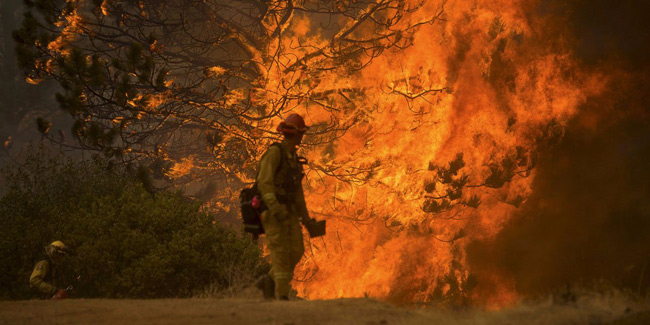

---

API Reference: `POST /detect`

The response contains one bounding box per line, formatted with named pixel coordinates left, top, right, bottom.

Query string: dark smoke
left=468, top=0, right=650, bottom=297
left=0, top=2, right=66, bottom=174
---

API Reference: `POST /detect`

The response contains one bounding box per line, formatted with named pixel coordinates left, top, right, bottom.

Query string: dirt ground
left=2, top=294, right=650, bottom=325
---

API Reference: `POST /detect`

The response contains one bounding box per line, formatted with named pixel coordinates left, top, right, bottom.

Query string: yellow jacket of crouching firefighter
left=30, top=257, right=57, bottom=297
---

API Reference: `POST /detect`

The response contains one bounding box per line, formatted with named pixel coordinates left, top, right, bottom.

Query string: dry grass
left=193, top=262, right=262, bottom=299
left=181, top=276, right=650, bottom=324
left=2, top=286, right=650, bottom=325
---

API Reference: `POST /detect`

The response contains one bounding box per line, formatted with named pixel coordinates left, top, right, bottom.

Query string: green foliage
left=155, top=68, right=169, bottom=89
left=36, top=117, right=51, bottom=134
left=422, top=198, right=451, bottom=214
left=423, top=145, right=536, bottom=213
left=0, top=148, right=266, bottom=299
left=423, top=153, right=473, bottom=213
left=462, top=195, right=481, bottom=209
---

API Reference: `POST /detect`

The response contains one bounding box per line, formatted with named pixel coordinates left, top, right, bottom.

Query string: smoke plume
left=467, top=0, right=650, bottom=298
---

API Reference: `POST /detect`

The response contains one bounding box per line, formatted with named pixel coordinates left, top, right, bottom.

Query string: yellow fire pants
left=261, top=208, right=305, bottom=298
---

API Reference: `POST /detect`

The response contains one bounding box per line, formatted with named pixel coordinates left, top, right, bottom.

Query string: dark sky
left=468, top=0, right=650, bottom=297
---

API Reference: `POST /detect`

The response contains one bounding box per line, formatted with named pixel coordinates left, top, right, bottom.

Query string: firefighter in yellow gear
left=30, top=240, right=69, bottom=299
left=256, top=113, right=311, bottom=300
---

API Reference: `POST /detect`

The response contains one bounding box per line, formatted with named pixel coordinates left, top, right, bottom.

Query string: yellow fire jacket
left=29, top=259, right=57, bottom=297
left=257, top=141, right=309, bottom=219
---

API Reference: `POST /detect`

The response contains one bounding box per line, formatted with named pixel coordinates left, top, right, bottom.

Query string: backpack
left=239, top=143, right=284, bottom=237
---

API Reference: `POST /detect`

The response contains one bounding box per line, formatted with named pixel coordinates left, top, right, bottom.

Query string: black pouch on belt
left=240, top=187, right=264, bottom=235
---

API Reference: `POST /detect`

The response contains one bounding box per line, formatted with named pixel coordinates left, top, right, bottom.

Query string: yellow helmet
left=46, top=240, right=69, bottom=256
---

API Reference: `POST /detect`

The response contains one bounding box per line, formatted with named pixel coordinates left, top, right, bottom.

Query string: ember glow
left=16, top=0, right=614, bottom=307
left=270, top=0, right=604, bottom=305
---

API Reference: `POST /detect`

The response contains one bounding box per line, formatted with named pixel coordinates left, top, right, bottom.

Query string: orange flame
left=263, top=0, right=606, bottom=306
left=167, top=155, right=196, bottom=179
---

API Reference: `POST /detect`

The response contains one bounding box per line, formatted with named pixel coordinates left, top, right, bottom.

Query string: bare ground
left=2, top=293, right=650, bottom=325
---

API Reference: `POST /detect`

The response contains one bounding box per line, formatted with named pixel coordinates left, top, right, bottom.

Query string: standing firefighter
left=30, top=240, right=70, bottom=299
left=255, top=113, right=314, bottom=300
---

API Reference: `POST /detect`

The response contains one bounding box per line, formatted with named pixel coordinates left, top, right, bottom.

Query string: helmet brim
left=277, top=122, right=309, bottom=134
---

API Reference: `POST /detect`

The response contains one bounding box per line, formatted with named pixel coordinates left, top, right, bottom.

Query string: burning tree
left=14, top=0, right=441, bottom=190
left=15, top=0, right=603, bottom=305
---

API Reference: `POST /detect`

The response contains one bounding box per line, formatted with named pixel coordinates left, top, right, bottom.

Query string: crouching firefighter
left=252, top=113, right=325, bottom=300
left=30, top=240, right=71, bottom=299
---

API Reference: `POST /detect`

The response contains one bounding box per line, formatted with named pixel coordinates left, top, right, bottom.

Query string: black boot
left=254, top=275, right=275, bottom=300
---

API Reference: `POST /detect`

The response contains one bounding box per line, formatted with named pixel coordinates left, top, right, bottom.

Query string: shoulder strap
left=252, top=142, right=285, bottom=192
left=270, top=142, right=285, bottom=171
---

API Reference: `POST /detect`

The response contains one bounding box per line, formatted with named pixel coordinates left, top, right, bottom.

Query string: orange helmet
left=277, top=113, right=309, bottom=135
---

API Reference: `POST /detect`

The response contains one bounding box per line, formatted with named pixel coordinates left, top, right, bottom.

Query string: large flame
left=21, top=0, right=609, bottom=307
left=266, top=0, right=604, bottom=306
